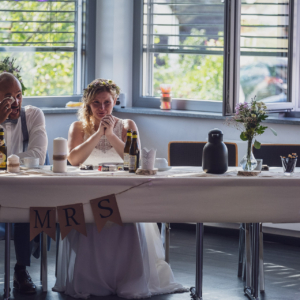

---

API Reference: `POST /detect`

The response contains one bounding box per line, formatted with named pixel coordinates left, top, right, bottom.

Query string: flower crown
left=0, top=56, right=27, bottom=93
left=83, top=79, right=120, bottom=98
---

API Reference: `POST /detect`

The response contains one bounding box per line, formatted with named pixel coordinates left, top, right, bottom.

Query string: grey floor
left=0, top=227, right=300, bottom=300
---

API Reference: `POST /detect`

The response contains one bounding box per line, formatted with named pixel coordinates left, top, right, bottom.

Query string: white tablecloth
left=1, top=166, right=300, bottom=223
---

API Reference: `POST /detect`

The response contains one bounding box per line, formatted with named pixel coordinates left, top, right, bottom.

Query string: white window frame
left=133, top=0, right=298, bottom=115
left=0, top=0, right=96, bottom=108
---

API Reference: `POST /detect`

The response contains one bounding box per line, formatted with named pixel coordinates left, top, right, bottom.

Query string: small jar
left=7, top=154, right=20, bottom=173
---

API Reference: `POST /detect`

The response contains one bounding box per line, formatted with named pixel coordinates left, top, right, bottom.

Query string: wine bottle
left=123, top=129, right=132, bottom=171
left=129, top=131, right=139, bottom=173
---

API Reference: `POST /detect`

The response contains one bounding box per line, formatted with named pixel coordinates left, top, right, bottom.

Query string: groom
left=0, top=72, right=48, bottom=294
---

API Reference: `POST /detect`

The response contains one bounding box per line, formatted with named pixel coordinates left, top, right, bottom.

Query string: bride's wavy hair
left=78, top=79, right=121, bottom=135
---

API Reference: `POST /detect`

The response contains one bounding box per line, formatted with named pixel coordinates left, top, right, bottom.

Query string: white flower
left=251, top=114, right=256, bottom=118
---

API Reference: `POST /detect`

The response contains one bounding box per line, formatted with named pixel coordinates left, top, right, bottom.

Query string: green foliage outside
left=153, top=29, right=224, bottom=101
left=0, top=0, right=75, bottom=96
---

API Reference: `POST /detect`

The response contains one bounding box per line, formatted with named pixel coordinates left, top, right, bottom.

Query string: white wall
left=45, top=114, right=77, bottom=163
left=95, top=0, right=134, bottom=106
left=113, top=112, right=300, bottom=161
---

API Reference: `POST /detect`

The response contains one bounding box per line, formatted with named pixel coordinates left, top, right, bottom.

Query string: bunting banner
left=30, top=207, right=56, bottom=241
left=90, top=194, right=123, bottom=232
left=28, top=193, right=126, bottom=241
left=57, top=203, right=87, bottom=240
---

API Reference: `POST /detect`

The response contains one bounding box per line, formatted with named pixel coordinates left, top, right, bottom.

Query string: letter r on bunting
left=90, top=194, right=123, bottom=233
left=30, top=207, right=56, bottom=241
left=57, top=203, right=87, bottom=240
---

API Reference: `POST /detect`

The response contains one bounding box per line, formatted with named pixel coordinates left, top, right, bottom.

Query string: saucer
left=157, top=166, right=172, bottom=172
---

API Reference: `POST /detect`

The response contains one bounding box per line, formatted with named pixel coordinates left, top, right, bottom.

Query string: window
left=0, top=0, right=85, bottom=97
left=133, top=0, right=297, bottom=114
left=239, top=0, right=292, bottom=107
left=134, top=0, right=225, bottom=111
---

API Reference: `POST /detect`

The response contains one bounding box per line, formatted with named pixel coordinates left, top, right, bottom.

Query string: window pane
left=239, top=0, right=289, bottom=104
left=143, top=0, right=224, bottom=101
left=0, top=0, right=77, bottom=96
left=0, top=52, right=74, bottom=96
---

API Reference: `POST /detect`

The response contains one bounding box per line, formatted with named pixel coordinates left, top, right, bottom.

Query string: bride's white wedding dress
left=53, top=119, right=186, bottom=299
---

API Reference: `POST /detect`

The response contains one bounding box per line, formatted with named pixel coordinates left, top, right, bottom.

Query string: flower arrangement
left=228, top=97, right=277, bottom=171
left=83, top=79, right=120, bottom=98
left=0, top=56, right=27, bottom=93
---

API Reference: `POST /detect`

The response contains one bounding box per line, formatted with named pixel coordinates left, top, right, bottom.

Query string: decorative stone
left=238, top=171, right=260, bottom=176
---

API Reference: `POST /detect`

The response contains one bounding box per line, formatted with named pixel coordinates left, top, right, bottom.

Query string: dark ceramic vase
left=202, top=128, right=228, bottom=174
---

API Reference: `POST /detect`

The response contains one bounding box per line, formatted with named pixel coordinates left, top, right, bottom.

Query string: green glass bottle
left=123, top=129, right=132, bottom=171
left=129, top=131, right=140, bottom=173
left=0, top=128, right=7, bottom=171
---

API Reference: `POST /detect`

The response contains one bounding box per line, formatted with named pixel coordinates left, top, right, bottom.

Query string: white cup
left=255, top=159, right=263, bottom=171
left=154, top=158, right=168, bottom=169
left=23, top=157, right=39, bottom=168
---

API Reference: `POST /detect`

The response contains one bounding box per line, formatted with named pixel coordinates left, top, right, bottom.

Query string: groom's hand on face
left=0, top=98, right=12, bottom=123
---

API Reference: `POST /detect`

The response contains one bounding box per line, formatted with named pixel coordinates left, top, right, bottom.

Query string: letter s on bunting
left=90, top=194, right=123, bottom=233
left=30, top=207, right=56, bottom=241
left=57, top=203, right=87, bottom=240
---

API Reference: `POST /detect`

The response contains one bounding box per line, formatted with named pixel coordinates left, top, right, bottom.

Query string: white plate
left=157, top=166, right=172, bottom=172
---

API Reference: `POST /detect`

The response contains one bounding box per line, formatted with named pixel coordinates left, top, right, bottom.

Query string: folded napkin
left=141, top=147, right=157, bottom=170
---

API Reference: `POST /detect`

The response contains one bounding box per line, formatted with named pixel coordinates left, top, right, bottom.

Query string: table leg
left=238, top=223, right=245, bottom=278
left=245, top=223, right=251, bottom=287
left=259, top=223, right=265, bottom=293
left=41, top=232, right=48, bottom=292
left=165, top=223, right=170, bottom=264
left=190, top=223, right=204, bottom=300
left=4, top=223, right=11, bottom=300
left=245, top=223, right=260, bottom=300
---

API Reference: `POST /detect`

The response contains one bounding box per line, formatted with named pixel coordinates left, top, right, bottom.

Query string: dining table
left=1, top=166, right=300, bottom=300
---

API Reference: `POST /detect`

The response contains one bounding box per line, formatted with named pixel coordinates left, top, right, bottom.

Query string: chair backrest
left=168, top=141, right=238, bottom=167
left=253, top=144, right=300, bottom=167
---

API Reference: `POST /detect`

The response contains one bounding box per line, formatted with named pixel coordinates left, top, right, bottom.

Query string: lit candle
left=53, top=137, right=68, bottom=173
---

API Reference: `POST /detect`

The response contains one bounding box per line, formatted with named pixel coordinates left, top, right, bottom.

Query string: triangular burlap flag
left=57, top=203, right=87, bottom=240
left=90, top=194, right=123, bottom=233
left=30, top=207, right=56, bottom=241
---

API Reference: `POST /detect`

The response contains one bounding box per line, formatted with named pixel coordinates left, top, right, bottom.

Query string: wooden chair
left=168, top=141, right=238, bottom=167
left=253, top=144, right=300, bottom=167
left=162, top=141, right=238, bottom=263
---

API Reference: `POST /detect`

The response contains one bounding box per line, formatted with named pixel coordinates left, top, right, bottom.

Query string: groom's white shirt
left=1, top=105, right=48, bottom=165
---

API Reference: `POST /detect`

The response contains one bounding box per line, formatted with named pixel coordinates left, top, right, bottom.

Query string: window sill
left=113, top=107, right=300, bottom=125
left=41, top=107, right=79, bottom=114
left=40, top=106, right=300, bottom=125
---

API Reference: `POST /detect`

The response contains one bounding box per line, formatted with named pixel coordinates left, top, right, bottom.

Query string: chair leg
left=55, top=224, right=60, bottom=277
left=238, top=223, right=245, bottom=277
left=259, top=223, right=265, bottom=293
left=40, top=232, right=48, bottom=292
left=164, top=223, right=170, bottom=264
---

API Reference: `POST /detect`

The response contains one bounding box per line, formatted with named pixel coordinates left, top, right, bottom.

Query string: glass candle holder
left=281, top=157, right=297, bottom=175
left=160, top=84, right=172, bottom=110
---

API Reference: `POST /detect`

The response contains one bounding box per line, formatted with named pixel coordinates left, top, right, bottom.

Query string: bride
left=53, top=79, right=186, bottom=299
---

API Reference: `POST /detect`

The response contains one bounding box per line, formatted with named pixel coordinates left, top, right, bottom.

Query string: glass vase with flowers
left=228, top=97, right=277, bottom=171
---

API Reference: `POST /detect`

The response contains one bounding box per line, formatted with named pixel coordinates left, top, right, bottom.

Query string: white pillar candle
left=7, top=154, right=20, bottom=173
left=53, top=137, right=68, bottom=173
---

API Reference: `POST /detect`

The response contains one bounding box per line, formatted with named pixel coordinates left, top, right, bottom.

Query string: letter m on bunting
left=30, top=207, right=56, bottom=241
